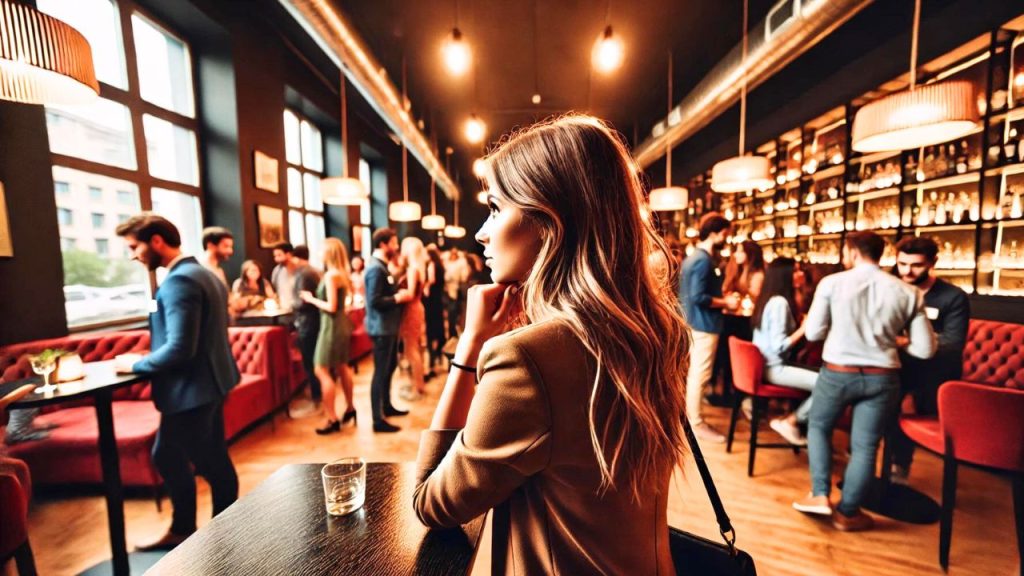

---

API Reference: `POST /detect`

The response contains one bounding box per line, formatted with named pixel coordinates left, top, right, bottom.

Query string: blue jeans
left=807, top=367, right=900, bottom=516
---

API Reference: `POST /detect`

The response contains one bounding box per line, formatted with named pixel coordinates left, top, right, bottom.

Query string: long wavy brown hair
left=485, top=114, right=690, bottom=499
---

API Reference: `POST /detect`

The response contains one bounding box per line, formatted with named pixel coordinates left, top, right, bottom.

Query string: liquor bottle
left=935, top=193, right=948, bottom=225
left=988, top=140, right=1002, bottom=166
left=935, top=146, right=949, bottom=178
left=902, top=204, right=913, bottom=227
left=969, top=191, right=980, bottom=221
left=1012, top=188, right=1023, bottom=219
left=1010, top=240, right=1019, bottom=261
left=923, top=147, right=936, bottom=179
left=947, top=144, right=957, bottom=176
left=906, top=153, right=918, bottom=180
left=1006, top=129, right=1019, bottom=166
left=806, top=187, right=816, bottom=205
left=1019, top=130, right=1024, bottom=163
left=955, top=141, right=968, bottom=174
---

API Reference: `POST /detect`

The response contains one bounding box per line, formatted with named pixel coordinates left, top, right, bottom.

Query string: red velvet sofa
left=0, top=326, right=290, bottom=488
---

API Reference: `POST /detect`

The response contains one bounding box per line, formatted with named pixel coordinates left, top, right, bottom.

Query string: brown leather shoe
left=831, top=509, right=875, bottom=532
left=134, top=530, right=192, bottom=551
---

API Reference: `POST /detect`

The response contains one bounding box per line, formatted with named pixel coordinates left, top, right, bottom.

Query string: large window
left=357, top=158, right=373, bottom=260
left=40, top=0, right=202, bottom=329
left=284, top=109, right=325, bottom=265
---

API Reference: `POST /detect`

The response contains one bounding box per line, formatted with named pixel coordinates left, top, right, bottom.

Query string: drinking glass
left=30, top=355, right=58, bottom=395
left=321, top=457, right=366, bottom=516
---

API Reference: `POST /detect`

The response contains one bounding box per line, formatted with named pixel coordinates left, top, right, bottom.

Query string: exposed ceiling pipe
left=279, top=0, right=459, bottom=199
left=633, top=0, right=874, bottom=168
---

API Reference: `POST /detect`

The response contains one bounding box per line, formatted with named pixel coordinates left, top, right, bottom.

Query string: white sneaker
left=770, top=418, right=807, bottom=446
left=792, top=493, right=832, bottom=516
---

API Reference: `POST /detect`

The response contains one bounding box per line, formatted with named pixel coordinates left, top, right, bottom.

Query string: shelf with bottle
left=903, top=186, right=981, bottom=228
left=854, top=193, right=901, bottom=231
left=800, top=175, right=842, bottom=209
left=809, top=163, right=845, bottom=182
left=905, top=132, right=983, bottom=185
left=805, top=236, right=842, bottom=265
left=807, top=205, right=845, bottom=234
left=803, top=118, right=847, bottom=178
left=846, top=186, right=901, bottom=204
left=991, top=179, right=1024, bottom=221
left=847, top=155, right=903, bottom=195
left=912, top=226, right=976, bottom=270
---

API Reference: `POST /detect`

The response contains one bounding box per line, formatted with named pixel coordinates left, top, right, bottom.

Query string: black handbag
left=669, top=416, right=757, bottom=575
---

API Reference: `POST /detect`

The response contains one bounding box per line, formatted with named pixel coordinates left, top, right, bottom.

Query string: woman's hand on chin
left=456, top=283, right=519, bottom=363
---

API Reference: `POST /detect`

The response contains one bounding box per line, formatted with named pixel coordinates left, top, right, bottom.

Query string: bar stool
left=899, top=381, right=1024, bottom=573
left=726, top=337, right=810, bottom=477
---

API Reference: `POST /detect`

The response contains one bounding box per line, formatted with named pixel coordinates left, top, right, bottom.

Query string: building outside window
left=39, top=0, right=203, bottom=329
left=283, top=108, right=325, bottom=264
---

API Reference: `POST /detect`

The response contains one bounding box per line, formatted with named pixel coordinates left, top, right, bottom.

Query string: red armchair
left=726, top=337, right=810, bottom=476
left=0, top=457, right=35, bottom=576
left=900, top=382, right=1023, bottom=573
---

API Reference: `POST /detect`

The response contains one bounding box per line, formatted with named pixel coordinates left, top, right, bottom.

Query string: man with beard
left=890, top=236, right=970, bottom=485
left=115, top=213, right=239, bottom=550
left=200, top=226, right=234, bottom=289
left=364, top=228, right=415, bottom=433
left=679, top=212, right=739, bottom=443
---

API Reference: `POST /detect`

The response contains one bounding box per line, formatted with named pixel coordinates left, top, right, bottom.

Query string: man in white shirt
left=792, top=231, right=936, bottom=532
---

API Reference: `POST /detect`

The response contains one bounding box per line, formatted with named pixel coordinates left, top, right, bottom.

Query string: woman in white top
left=751, top=257, right=819, bottom=446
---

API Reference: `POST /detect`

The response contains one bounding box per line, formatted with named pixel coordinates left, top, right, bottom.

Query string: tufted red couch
left=957, top=319, right=1024, bottom=389
left=0, top=326, right=290, bottom=488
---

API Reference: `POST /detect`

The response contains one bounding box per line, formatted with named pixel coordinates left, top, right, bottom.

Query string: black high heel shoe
left=341, top=410, right=357, bottom=426
left=315, top=419, right=341, bottom=435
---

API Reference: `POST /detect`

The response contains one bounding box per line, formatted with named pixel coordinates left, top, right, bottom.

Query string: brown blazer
left=414, top=319, right=676, bottom=575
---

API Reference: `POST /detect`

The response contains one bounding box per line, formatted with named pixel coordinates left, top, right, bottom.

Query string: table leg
left=95, top=390, right=130, bottom=576
left=860, top=429, right=940, bottom=524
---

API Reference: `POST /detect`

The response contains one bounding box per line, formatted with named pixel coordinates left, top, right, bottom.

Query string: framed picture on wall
left=257, top=205, right=285, bottom=248
left=0, top=182, right=12, bottom=257
left=254, top=150, right=279, bottom=193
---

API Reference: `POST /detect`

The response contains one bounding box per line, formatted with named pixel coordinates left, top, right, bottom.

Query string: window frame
left=284, top=107, right=326, bottom=258
left=45, top=0, right=204, bottom=331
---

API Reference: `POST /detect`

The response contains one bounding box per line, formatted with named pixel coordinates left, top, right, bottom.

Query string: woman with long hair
left=413, top=115, right=689, bottom=574
left=751, top=257, right=819, bottom=446
left=423, top=244, right=447, bottom=377
left=398, top=237, right=428, bottom=401
left=723, top=240, right=765, bottom=301
left=299, top=237, right=356, bottom=434
left=231, top=259, right=277, bottom=313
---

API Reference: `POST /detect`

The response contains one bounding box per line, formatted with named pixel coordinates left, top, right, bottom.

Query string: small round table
left=9, top=360, right=148, bottom=576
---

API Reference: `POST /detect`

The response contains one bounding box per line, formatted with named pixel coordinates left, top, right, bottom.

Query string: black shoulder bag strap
left=682, top=415, right=737, bottom=553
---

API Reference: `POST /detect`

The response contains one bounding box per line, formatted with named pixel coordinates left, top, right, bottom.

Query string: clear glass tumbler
left=321, top=457, right=366, bottom=516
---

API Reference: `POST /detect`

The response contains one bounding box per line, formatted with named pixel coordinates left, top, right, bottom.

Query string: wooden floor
left=16, top=357, right=1020, bottom=576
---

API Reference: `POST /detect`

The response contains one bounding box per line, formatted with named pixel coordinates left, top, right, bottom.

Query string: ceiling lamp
left=0, top=0, right=99, bottom=105
left=476, top=190, right=488, bottom=204
left=851, top=0, right=977, bottom=152
left=649, top=53, right=688, bottom=212
left=421, top=153, right=446, bottom=230
left=592, top=25, right=624, bottom=74
left=441, top=28, right=470, bottom=76
left=444, top=185, right=466, bottom=238
left=711, top=0, right=772, bottom=193
left=323, top=74, right=368, bottom=206
left=465, top=114, right=486, bottom=144
left=389, top=56, right=422, bottom=222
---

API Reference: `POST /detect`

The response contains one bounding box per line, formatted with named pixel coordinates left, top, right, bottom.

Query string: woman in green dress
left=299, top=238, right=356, bottom=434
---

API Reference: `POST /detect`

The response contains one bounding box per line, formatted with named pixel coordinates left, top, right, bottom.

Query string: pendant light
left=592, top=2, right=623, bottom=75
left=389, top=55, right=422, bottom=222
left=322, top=73, right=369, bottom=206
left=421, top=135, right=447, bottom=230
left=0, top=0, right=99, bottom=105
left=649, top=52, right=688, bottom=212
left=444, top=171, right=466, bottom=238
left=851, top=0, right=978, bottom=152
left=710, top=0, right=773, bottom=194
left=442, top=0, right=470, bottom=76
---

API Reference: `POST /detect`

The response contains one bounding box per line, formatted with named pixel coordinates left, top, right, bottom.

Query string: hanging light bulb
left=442, top=27, right=471, bottom=76
left=532, top=93, right=542, bottom=105
left=852, top=0, right=978, bottom=153
left=389, top=57, right=422, bottom=222
left=465, top=114, right=486, bottom=143
left=711, top=0, right=772, bottom=193
left=473, top=158, right=488, bottom=178
left=477, top=190, right=489, bottom=204
left=323, top=74, right=368, bottom=206
left=649, top=53, right=688, bottom=212
left=592, top=25, right=624, bottom=74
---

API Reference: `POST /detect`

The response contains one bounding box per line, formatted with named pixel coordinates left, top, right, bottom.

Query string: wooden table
left=232, top=309, right=295, bottom=327
left=149, top=463, right=485, bottom=575
left=9, top=360, right=148, bottom=576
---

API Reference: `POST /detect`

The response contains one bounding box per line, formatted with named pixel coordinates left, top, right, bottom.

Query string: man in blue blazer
left=365, top=228, right=415, bottom=433
left=115, top=214, right=239, bottom=550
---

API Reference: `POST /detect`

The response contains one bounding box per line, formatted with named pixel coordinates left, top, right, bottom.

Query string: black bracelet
left=450, top=360, right=477, bottom=374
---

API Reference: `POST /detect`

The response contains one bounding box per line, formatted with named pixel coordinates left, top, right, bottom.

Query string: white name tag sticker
left=148, top=299, right=159, bottom=313
left=387, top=275, right=395, bottom=285
left=925, top=306, right=939, bottom=320
left=714, top=268, right=722, bottom=277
